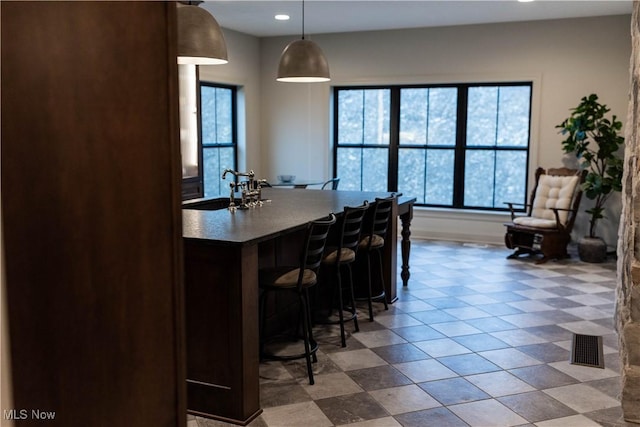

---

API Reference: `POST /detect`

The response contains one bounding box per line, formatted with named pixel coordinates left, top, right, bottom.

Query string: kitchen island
left=182, top=188, right=415, bottom=424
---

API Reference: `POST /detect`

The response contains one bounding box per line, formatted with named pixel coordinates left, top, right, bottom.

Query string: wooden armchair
left=504, top=167, right=586, bottom=263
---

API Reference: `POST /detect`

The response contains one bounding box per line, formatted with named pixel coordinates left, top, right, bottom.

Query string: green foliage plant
left=556, top=94, right=624, bottom=238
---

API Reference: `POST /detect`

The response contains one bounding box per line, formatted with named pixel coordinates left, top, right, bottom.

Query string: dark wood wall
left=1, top=2, right=186, bottom=426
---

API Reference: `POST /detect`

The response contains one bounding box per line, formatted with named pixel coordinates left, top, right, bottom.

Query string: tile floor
left=188, top=239, right=634, bottom=427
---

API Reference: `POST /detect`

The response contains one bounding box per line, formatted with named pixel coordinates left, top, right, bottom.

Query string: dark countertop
left=182, top=188, right=415, bottom=245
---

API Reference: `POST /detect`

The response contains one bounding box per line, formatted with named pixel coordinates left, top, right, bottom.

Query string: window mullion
left=389, top=88, right=400, bottom=192
left=493, top=87, right=500, bottom=208
left=360, top=90, right=365, bottom=190
left=424, top=90, right=429, bottom=204
left=332, top=90, right=339, bottom=179
left=231, top=86, right=238, bottom=176
left=453, top=86, right=468, bottom=208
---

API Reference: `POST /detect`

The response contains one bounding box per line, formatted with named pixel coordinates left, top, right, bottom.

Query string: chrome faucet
left=222, top=169, right=267, bottom=210
left=227, top=182, right=237, bottom=212
left=222, top=168, right=253, bottom=181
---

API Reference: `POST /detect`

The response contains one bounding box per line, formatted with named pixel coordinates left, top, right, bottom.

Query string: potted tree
left=556, top=94, right=624, bottom=262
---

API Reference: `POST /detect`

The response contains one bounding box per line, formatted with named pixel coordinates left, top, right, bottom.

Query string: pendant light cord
left=302, top=0, right=305, bottom=40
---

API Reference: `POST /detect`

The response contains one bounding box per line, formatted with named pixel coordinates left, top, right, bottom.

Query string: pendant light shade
left=277, top=39, right=330, bottom=82
left=277, top=0, right=330, bottom=82
left=177, top=2, right=228, bottom=65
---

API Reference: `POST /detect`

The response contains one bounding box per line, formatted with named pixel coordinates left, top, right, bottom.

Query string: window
left=333, top=83, right=532, bottom=210
left=200, top=83, right=237, bottom=198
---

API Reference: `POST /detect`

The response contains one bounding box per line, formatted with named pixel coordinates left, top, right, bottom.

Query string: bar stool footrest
left=314, top=310, right=358, bottom=325
left=260, top=336, right=318, bottom=362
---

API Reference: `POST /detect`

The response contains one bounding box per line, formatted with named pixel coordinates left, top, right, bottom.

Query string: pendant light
left=177, top=2, right=228, bottom=65
left=277, top=0, right=330, bottom=82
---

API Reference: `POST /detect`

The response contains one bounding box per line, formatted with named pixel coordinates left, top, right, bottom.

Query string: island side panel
left=184, top=239, right=261, bottom=424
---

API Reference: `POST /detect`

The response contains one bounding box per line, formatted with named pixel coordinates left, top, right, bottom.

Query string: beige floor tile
left=429, top=321, right=482, bottom=337
left=444, top=306, right=493, bottom=320
left=300, top=371, right=363, bottom=400
left=500, top=312, right=558, bottom=328
left=413, top=337, right=472, bottom=358
left=327, top=348, right=388, bottom=371
left=465, top=371, right=536, bottom=397
left=548, top=361, right=619, bottom=382
left=543, top=384, right=620, bottom=413
left=565, top=295, right=612, bottom=306
left=392, top=299, right=435, bottom=313
left=352, top=329, right=407, bottom=348
left=260, top=401, right=333, bottom=427
left=456, top=294, right=501, bottom=305
left=521, top=269, right=565, bottom=279
left=374, top=313, right=423, bottom=328
left=336, top=417, right=402, bottom=427
left=561, top=306, right=610, bottom=320
left=489, top=329, right=547, bottom=346
left=394, top=358, right=458, bottom=382
left=368, top=384, right=441, bottom=415
left=259, top=361, right=294, bottom=382
left=514, top=289, right=558, bottom=300
left=506, top=300, right=556, bottom=312
left=448, top=399, right=527, bottom=426
left=478, top=347, right=543, bottom=369
left=558, top=320, right=614, bottom=336
left=534, top=414, right=605, bottom=426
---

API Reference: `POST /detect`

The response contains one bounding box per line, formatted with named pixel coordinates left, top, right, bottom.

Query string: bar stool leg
left=336, top=266, right=347, bottom=347
left=304, top=287, right=318, bottom=363
left=299, top=292, right=315, bottom=385
left=376, top=249, right=389, bottom=311
left=346, top=264, right=359, bottom=332
left=365, top=253, right=375, bottom=321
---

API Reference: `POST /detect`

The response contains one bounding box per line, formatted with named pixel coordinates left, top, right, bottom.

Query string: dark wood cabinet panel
left=1, top=2, right=186, bottom=426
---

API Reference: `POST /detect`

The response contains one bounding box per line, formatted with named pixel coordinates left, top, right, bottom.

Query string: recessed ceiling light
left=275, top=14, right=290, bottom=21
left=518, top=0, right=535, bottom=2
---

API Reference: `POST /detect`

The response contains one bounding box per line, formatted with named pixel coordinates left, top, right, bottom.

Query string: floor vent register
left=570, top=333, right=604, bottom=369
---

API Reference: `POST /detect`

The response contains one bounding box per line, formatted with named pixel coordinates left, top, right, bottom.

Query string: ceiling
left=201, top=0, right=632, bottom=38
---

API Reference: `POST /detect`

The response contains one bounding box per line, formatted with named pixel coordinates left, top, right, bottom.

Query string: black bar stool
left=321, top=202, right=369, bottom=347
left=357, top=196, right=394, bottom=321
left=258, top=213, right=336, bottom=385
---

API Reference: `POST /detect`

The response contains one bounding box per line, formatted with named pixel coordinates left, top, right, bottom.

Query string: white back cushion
left=524, top=174, right=579, bottom=227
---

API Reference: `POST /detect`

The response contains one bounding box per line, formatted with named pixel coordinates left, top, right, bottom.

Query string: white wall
left=257, top=15, right=631, bottom=247
left=198, top=28, right=263, bottom=177
left=205, top=15, right=631, bottom=247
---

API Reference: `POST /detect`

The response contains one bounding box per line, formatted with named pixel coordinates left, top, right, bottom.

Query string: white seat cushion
left=527, top=174, right=579, bottom=226
left=513, top=216, right=559, bottom=229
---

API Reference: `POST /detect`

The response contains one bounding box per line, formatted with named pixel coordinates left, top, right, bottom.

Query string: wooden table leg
left=400, top=204, right=413, bottom=287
